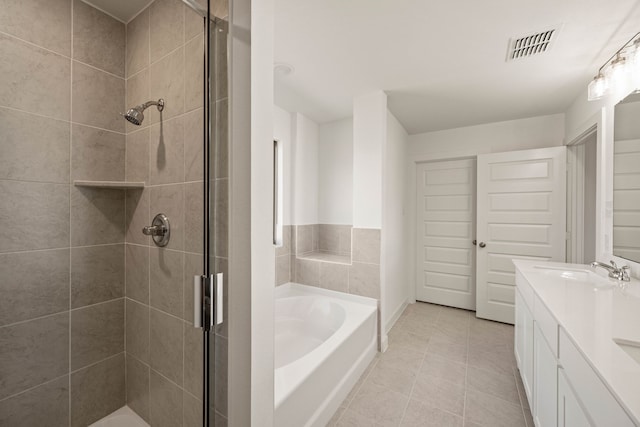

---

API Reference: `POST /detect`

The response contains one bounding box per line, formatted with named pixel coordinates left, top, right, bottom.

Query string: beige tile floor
left=327, top=301, right=535, bottom=427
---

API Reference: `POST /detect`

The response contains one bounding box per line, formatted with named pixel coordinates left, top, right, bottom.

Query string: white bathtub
left=274, top=283, right=378, bottom=427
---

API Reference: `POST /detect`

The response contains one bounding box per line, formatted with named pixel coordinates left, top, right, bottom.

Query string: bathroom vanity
left=514, top=260, right=640, bottom=427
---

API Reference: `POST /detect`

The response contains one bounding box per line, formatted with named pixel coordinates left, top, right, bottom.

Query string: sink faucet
left=590, top=260, right=631, bottom=282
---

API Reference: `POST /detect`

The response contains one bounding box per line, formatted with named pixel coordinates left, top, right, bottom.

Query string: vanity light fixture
left=588, top=72, right=607, bottom=101
left=630, top=38, right=640, bottom=89
left=587, top=31, right=640, bottom=101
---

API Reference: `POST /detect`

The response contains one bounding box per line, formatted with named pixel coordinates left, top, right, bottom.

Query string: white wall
left=249, top=0, right=275, bottom=424
left=228, top=0, right=253, bottom=422
left=318, top=118, right=353, bottom=224
left=405, top=114, right=566, bottom=302
left=292, top=113, right=319, bottom=225
left=274, top=105, right=294, bottom=225
left=353, top=91, right=387, bottom=228
left=382, top=110, right=409, bottom=336
left=564, top=85, right=640, bottom=279
left=408, top=113, right=565, bottom=158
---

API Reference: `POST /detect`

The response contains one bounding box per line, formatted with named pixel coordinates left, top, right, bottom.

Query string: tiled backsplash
left=275, top=225, right=381, bottom=300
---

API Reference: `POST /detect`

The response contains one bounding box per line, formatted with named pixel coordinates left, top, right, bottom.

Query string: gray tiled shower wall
left=123, top=1, right=229, bottom=426
left=0, top=1, right=127, bottom=425
left=275, top=226, right=381, bottom=300
left=0, top=0, right=228, bottom=426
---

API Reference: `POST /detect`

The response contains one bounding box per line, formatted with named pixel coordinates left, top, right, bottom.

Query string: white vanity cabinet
left=558, top=368, right=591, bottom=427
left=534, top=322, right=558, bottom=427
left=514, top=261, right=640, bottom=427
left=515, top=274, right=562, bottom=426
left=514, top=288, right=534, bottom=406
left=515, top=276, right=559, bottom=426
left=558, top=329, right=635, bottom=427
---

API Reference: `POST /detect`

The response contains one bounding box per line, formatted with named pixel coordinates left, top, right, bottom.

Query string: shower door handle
left=193, top=273, right=224, bottom=330
left=214, top=273, right=223, bottom=326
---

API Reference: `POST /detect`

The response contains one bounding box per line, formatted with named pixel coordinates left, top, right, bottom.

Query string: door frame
left=566, top=125, right=596, bottom=264
left=564, top=108, right=605, bottom=263
left=407, top=149, right=490, bottom=304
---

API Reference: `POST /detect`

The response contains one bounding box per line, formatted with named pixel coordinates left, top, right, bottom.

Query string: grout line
left=0, top=178, right=69, bottom=186
left=69, top=296, right=125, bottom=313
left=0, top=29, right=72, bottom=59
left=72, top=58, right=126, bottom=81
left=0, top=311, right=73, bottom=333
left=0, top=104, right=70, bottom=124
left=0, top=246, right=69, bottom=256
left=70, top=120, right=127, bottom=136
left=181, top=7, right=188, bottom=420
left=0, top=373, right=70, bottom=404
left=146, top=4, right=152, bottom=415
left=68, top=3, right=74, bottom=425
left=69, top=351, right=125, bottom=376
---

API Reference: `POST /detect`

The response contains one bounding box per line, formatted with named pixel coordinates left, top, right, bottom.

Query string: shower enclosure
left=0, top=0, right=228, bottom=426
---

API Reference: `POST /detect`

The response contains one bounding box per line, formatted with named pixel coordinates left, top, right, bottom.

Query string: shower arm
left=140, top=99, right=164, bottom=112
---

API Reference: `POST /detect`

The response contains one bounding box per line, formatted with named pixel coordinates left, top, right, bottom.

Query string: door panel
left=416, top=159, right=476, bottom=310
left=476, top=147, right=566, bottom=323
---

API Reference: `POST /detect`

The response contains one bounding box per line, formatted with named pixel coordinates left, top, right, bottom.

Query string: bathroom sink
left=614, top=338, right=640, bottom=366
left=533, top=265, right=592, bottom=281
left=612, top=282, right=640, bottom=366
left=620, top=283, right=640, bottom=299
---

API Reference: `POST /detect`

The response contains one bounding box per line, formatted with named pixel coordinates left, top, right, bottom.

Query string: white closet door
left=476, top=147, right=566, bottom=323
left=415, top=159, right=476, bottom=310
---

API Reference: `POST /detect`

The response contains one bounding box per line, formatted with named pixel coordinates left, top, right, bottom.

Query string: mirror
left=613, top=91, right=640, bottom=262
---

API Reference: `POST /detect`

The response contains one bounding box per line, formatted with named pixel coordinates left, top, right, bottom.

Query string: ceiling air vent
left=507, top=28, right=557, bottom=61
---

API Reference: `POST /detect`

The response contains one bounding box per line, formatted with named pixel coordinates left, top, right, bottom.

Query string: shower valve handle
left=142, top=213, right=171, bottom=247
left=142, top=225, right=166, bottom=236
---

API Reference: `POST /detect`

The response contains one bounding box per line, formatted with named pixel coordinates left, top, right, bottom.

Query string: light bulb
left=609, top=53, right=627, bottom=87
left=588, top=73, right=607, bottom=101
left=629, top=39, right=640, bottom=91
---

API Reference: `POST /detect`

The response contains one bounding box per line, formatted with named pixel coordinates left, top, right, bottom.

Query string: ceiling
left=274, top=0, right=640, bottom=134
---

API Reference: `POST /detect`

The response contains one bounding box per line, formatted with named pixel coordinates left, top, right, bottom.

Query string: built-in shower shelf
left=74, top=180, right=145, bottom=189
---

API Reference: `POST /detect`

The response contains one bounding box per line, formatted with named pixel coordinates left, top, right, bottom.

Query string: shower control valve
left=143, top=213, right=171, bottom=247
left=142, top=225, right=166, bottom=236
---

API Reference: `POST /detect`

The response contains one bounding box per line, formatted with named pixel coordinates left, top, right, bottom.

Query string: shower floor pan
left=89, top=406, right=149, bottom=427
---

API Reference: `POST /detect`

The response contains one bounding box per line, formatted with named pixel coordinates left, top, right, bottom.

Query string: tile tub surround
left=0, top=1, right=127, bottom=425
left=123, top=0, right=230, bottom=425
left=295, top=224, right=352, bottom=257
left=327, top=302, right=534, bottom=427
left=278, top=226, right=381, bottom=300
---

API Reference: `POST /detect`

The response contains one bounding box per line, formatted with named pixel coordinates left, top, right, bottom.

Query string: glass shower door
left=191, top=2, right=229, bottom=425
left=206, top=15, right=229, bottom=426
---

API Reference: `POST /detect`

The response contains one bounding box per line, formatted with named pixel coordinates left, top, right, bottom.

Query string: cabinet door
left=558, top=369, right=592, bottom=427
left=534, top=323, right=558, bottom=427
left=515, top=289, right=533, bottom=407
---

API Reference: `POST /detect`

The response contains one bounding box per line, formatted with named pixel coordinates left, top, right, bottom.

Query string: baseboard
left=384, top=300, right=409, bottom=336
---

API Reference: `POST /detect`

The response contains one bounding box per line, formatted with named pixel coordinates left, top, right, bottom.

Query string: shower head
left=124, top=107, right=144, bottom=125
left=123, top=99, right=165, bottom=125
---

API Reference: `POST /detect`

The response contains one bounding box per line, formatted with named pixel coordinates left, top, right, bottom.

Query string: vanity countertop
left=513, top=260, right=640, bottom=424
